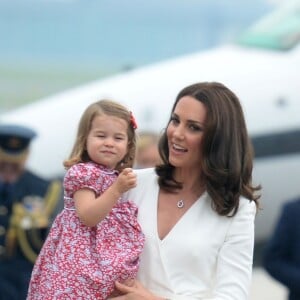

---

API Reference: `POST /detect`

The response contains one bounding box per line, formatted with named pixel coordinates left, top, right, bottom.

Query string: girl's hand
left=115, top=168, right=137, bottom=194
left=109, top=280, right=162, bottom=300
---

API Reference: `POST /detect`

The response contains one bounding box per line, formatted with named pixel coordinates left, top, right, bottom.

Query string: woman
left=112, top=82, right=261, bottom=300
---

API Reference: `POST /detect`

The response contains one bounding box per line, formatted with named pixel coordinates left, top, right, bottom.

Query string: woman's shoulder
left=125, top=168, right=157, bottom=202
left=128, top=168, right=157, bottom=193
left=134, top=168, right=158, bottom=189
left=134, top=167, right=157, bottom=180
left=237, top=197, right=257, bottom=217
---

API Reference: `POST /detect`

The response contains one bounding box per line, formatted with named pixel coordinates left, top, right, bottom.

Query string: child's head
left=64, top=99, right=137, bottom=171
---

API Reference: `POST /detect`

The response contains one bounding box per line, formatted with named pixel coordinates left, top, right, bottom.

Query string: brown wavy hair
left=156, top=82, right=261, bottom=216
left=63, top=99, right=137, bottom=171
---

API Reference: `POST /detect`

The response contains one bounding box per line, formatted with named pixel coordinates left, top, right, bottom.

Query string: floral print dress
left=27, top=162, right=145, bottom=300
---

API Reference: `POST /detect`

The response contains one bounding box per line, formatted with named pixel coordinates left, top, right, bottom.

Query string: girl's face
left=86, top=114, right=129, bottom=169
left=167, top=96, right=207, bottom=170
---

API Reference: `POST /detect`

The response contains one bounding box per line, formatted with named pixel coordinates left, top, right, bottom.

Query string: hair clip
left=130, top=111, right=138, bottom=130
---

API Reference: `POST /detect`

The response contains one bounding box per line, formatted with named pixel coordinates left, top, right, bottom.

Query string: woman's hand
left=108, top=280, right=162, bottom=300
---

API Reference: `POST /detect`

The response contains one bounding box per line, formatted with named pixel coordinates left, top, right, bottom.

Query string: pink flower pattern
left=27, top=162, right=145, bottom=300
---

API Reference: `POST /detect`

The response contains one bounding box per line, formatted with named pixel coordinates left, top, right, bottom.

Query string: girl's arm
left=74, top=168, right=136, bottom=226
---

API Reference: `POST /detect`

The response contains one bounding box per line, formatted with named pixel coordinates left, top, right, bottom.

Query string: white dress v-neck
left=125, top=168, right=256, bottom=300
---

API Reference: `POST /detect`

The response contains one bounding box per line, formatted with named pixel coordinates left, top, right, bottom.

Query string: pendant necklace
left=177, top=199, right=184, bottom=208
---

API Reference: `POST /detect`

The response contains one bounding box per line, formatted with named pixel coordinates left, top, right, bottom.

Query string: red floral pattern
left=27, top=162, right=145, bottom=300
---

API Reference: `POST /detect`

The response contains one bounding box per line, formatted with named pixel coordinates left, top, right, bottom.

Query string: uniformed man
left=0, top=124, right=62, bottom=300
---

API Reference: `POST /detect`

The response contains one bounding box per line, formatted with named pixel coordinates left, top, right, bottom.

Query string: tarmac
left=250, top=267, right=288, bottom=300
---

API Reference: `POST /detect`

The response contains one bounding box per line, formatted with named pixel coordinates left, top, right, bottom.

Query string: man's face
left=0, top=159, right=26, bottom=183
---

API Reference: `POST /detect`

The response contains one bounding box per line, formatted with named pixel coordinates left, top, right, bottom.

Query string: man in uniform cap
left=0, top=124, right=62, bottom=300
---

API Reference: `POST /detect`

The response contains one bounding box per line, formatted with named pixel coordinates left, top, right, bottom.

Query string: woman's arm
left=211, top=200, right=256, bottom=300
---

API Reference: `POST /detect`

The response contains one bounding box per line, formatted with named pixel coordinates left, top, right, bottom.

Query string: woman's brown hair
left=156, top=82, right=261, bottom=216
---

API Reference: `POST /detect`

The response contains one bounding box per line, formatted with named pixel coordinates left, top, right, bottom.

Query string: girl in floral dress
left=27, top=100, right=145, bottom=300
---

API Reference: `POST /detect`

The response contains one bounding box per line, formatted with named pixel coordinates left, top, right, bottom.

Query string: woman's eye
left=190, top=125, right=199, bottom=131
left=189, top=124, right=203, bottom=132
left=170, top=117, right=179, bottom=124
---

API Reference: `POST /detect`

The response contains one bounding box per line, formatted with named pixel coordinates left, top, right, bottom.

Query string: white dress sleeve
left=211, top=200, right=256, bottom=300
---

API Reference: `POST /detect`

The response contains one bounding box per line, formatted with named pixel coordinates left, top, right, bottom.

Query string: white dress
left=125, top=168, right=256, bottom=300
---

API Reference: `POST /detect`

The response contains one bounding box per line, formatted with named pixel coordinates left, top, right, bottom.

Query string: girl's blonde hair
left=63, top=99, right=137, bottom=171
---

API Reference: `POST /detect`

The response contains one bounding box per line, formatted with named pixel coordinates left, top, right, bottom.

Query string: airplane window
left=237, top=2, right=300, bottom=50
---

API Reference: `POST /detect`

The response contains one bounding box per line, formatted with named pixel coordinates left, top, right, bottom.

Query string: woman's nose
left=173, top=124, right=184, bottom=139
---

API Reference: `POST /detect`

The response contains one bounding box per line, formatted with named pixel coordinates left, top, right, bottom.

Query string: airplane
left=0, top=0, right=300, bottom=244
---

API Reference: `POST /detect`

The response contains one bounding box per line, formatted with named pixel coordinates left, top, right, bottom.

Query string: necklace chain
left=177, top=199, right=184, bottom=208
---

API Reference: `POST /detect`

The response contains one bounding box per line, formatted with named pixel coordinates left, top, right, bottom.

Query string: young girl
left=27, top=100, right=145, bottom=300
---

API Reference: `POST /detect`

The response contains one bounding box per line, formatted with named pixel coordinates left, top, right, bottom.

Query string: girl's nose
left=104, top=137, right=114, bottom=147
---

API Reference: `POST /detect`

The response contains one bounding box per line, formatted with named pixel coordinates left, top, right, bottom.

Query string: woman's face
left=167, top=96, right=207, bottom=169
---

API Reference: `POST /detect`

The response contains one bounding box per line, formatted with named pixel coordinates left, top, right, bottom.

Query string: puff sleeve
left=63, top=163, right=105, bottom=197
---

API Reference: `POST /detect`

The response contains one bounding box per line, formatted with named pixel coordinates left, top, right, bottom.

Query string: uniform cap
left=0, top=124, right=37, bottom=162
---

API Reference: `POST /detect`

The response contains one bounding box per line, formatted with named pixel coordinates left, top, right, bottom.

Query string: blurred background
left=1, top=0, right=273, bottom=112
left=1, top=0, right=299, bottom=299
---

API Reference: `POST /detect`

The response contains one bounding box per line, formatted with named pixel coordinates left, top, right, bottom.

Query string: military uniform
left=0, top=124, right=62, bottom=300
